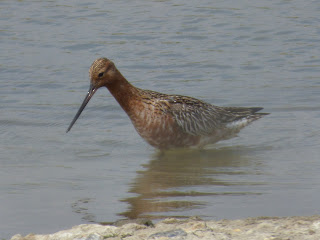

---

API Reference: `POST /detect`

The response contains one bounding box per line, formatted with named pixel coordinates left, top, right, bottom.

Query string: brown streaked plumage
left=67, top=58, right=269, bottom=149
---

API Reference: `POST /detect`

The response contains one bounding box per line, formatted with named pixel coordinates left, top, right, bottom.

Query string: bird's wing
left=164, top=95, right=235, bottom=136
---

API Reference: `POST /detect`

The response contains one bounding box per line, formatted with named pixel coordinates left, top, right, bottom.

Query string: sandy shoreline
left=10, top=215, right=320, bottom=240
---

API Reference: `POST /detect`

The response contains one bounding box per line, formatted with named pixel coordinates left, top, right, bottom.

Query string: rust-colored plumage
left=67, top=58, right=268, bottom=149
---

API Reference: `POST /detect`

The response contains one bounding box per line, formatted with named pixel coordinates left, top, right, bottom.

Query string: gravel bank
left=11, top=215, right=320, bottom=240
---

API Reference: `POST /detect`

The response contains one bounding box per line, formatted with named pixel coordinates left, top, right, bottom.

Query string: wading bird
left=67, top=58, right=268, bottom=150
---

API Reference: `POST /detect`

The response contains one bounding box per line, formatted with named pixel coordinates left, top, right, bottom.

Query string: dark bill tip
left=66, top=85, right=96, bottom=133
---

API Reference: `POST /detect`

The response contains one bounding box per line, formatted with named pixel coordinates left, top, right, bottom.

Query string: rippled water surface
left=1, top=0, right=320, bottom=238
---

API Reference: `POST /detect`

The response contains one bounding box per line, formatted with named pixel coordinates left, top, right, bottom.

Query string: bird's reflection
left=119, top=146, right=265, bottom=220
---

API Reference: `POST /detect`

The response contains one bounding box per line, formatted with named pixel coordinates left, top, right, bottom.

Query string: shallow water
left=1, top=0, right=320, bottom=238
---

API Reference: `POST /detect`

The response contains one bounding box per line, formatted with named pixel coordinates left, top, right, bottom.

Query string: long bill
left=66, top=84, right=97, bottom=133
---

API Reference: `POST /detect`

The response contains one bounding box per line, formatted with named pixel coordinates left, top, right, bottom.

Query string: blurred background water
left=1, top=0, right=320, bottom=238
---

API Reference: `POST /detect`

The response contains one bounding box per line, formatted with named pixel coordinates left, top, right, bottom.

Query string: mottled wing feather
left=223, top=107, right=269, bottom=120
left=141, top=90, right=267, bottom=137
left=164, top=95, right=234, bottom=136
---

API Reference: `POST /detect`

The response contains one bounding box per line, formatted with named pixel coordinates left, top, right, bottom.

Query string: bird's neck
left=105, top=69, right=139, bottom=113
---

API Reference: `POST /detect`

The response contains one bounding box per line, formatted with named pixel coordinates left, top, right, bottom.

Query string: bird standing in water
left=67, top=58, right=268, bottom=150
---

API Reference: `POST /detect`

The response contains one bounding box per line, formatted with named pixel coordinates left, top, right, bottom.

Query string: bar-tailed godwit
left=67, top=58, right=268, bottom=149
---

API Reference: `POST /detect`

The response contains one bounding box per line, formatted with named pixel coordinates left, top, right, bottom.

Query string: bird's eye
left=98, top=72, right=104, bottom=78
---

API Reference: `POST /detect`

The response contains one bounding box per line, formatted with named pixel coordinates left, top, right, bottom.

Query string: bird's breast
left=127, top=101, right=200, bottom=149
